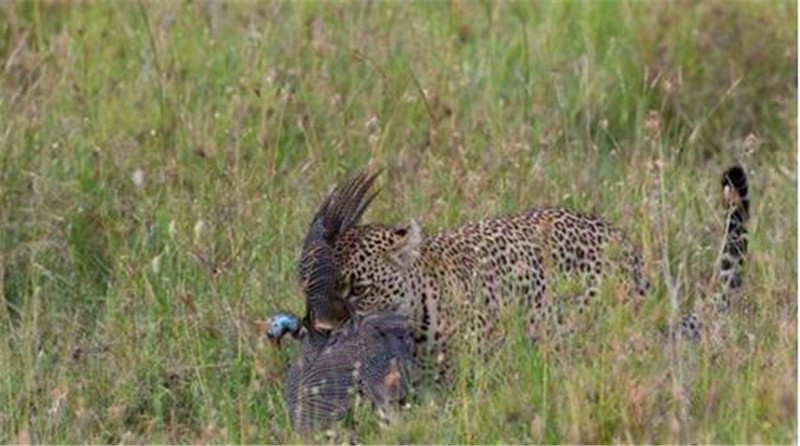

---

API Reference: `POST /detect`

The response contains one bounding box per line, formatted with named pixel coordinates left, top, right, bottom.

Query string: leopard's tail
left=717, top=164, right=750, bottom=310
left=678, top=165, right=751, bottom=340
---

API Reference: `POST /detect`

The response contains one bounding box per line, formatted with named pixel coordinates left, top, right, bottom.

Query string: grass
left=0, top=2, right=796, bottom=444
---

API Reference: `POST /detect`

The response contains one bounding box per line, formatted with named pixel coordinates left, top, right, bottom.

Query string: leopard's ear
left=388, top=219, right=422, bottom=269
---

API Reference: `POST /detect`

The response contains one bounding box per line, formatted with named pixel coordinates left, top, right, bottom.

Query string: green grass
left=1, top=2, right=796, bottom=444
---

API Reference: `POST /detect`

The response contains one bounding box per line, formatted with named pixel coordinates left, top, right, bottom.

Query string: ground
left=0, top=2, right=796, bottom=444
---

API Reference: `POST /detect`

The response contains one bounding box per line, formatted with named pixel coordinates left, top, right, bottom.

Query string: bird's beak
left=269, top=335, right=282, bottom=348
left=256, top=319, right=283, bottom=348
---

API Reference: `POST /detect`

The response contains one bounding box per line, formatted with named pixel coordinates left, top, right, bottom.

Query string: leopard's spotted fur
left=332, top=203, right=648, bottom=375
left=291, top=165, right=748, bottom=376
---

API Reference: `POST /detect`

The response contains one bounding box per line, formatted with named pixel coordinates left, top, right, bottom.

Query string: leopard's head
left=333, top=219, right=423, bottom=313
left=292, top=168, right=419, bottom=333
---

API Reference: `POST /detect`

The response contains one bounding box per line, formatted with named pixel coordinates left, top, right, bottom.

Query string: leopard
left=305, top=171, right=649, bottom=377
left=271, top=164, right=749, bottom=379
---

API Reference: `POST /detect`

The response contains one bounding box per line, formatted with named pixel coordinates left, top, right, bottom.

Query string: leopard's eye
left=348, top=274, right=372, bottom=297
left=350, top=282, right=371, bottom=296
left=347, top=272, right=372, bottom=297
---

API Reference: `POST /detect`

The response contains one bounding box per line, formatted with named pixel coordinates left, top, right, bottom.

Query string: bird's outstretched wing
left=297, top=169, right=382, bottom=331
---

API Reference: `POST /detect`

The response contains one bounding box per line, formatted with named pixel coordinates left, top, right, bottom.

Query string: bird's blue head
left=266, top=312, right=302, bottom=346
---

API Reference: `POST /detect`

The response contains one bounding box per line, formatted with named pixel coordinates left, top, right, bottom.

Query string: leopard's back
left=403, top=207, right=647, bottom=373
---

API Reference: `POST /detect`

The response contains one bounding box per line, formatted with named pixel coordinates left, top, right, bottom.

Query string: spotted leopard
left=268, top=165, right=750, bottom=429
left=289, top=170, right=649, bottom=376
